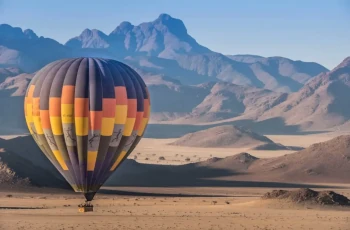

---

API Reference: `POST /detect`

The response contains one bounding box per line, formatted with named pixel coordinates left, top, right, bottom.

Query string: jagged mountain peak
left=0, top=24, right=26, bottom=39
left=157, top=13, right=173, bottom=20
left=80, top=28, right=107, bottom=37
left=334, top=57, right=350, bottom=70
left=152, top=13, right=188, bottom=36
left=66, top=28, right=109, bottom=49
left=23, top=29, right=38, bottom=40
left=110, top=21, right=134, bottom=35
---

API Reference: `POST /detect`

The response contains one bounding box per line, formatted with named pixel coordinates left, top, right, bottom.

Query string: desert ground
left=0, top=186, right=350, bottom=230
left=1, top=131, right=350, bottom=230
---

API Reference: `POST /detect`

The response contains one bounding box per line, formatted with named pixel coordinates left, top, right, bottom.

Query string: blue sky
left=0, top=0, right=349, bottom=69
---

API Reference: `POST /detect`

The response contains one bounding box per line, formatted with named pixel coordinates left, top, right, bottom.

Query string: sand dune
left=1, top=134, right=350, bottom=190
left=169, top=125, right=274, bottom=148
left=108, top=135, right=350, bottom=186
left=252, top=143, right=304, bottom=151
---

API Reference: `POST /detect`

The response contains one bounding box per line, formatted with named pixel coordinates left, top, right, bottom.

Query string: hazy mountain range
left=0, top=13, right=349, bottom=134
left=0, top=14, right=328, bottom=91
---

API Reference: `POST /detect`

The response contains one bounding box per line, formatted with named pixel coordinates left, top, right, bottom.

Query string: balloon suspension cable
left=78, top=200, right=93, bottom=207
left=78, top=200, right=94, bottom=212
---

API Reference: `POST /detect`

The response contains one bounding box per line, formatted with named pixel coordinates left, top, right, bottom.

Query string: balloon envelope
left=24, top=58, right=150, bottom=201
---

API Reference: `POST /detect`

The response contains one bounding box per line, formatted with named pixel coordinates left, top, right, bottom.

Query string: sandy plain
left=0, top=186, right=350, bottom=230
left=1, top=132, right=350, bottom=230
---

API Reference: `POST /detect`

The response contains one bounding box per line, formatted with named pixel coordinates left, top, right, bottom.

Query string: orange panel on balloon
left=127, top=99, right=137, bottom=118
left=89, top=111, right=102, bottom=130
left=102, top=98, right=116, bottom=118
left=75, top=98, right=89, bottom=117
left=61, top=86, right=75, bottom=104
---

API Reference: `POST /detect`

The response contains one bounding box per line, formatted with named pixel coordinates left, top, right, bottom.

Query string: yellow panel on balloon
left=110, top=150, right=127, bottom=171
left=33, top=116, right=44, bottom=134
left=50, top=117, right=63, bottom=135
left=52, top=150, right=68, bottom=170
left=137, top=118, right=149, bottom=136
left=123, top=118, right=136, bottom=136
left=87, top=151, right=98, bottom=171
left=26, top=104, right=33, bottom=122
left=61, top=104, right=74, bottom=123
left=115, top=105, right=128, bottom=124
left=101, top=118, right=115, bottom=136
left=75, top=117, right=89, bottom=136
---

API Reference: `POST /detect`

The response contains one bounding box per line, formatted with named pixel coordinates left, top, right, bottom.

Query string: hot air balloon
left=24, top=58, right=150, bottom=210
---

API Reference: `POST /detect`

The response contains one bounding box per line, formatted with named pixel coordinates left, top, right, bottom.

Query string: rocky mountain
left=0, top=70, right=34, bottom=134
left=0, top=14, right=328, bottom=92
left=146, top=78, right=288, bottom=123
left=0, top=24, right=72, bottom=72
left=228, top=55, right=328, bottom=92
left=0, top=67, right=22, bottom=79
left=0, top=57, right=347, bottom=134
left=0, top=14, right=347, bottom=134
left=260, top=57, right=350, bottom=130
left=226, top=55, right=266, bottom=64
left=67, top=14, right=210, bottom=56
left=0, top=65, right=286, bottom=131
left=66, top=14, right=328, bottom=92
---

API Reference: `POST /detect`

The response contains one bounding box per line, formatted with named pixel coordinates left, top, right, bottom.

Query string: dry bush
left=0, top=161, right=30, bottom=186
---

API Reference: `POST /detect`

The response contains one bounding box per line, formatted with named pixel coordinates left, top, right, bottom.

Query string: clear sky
left=0, top=0, right=349, bottom=69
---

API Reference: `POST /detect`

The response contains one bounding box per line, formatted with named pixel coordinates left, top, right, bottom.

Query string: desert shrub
left=0, top=162, right=16, bottom=183
left=159, top=156, right=165, bottom=160
left=185, top=157, right=191, bottom=162
left=0, top=162, right=30, bottom=186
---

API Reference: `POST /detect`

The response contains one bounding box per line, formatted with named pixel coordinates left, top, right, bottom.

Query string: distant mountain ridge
left=0, top=57, right=348, bottom=134
left=260, top=57, right=350, bottom=130
left=0, top=14, right=328, bottom=92
left=0, top=13, right=348, bottom=134
left=0, top=24, right=71, bottom=72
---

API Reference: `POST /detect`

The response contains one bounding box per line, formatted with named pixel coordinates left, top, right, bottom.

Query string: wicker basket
left=78, top=206, right=93, bottom=212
